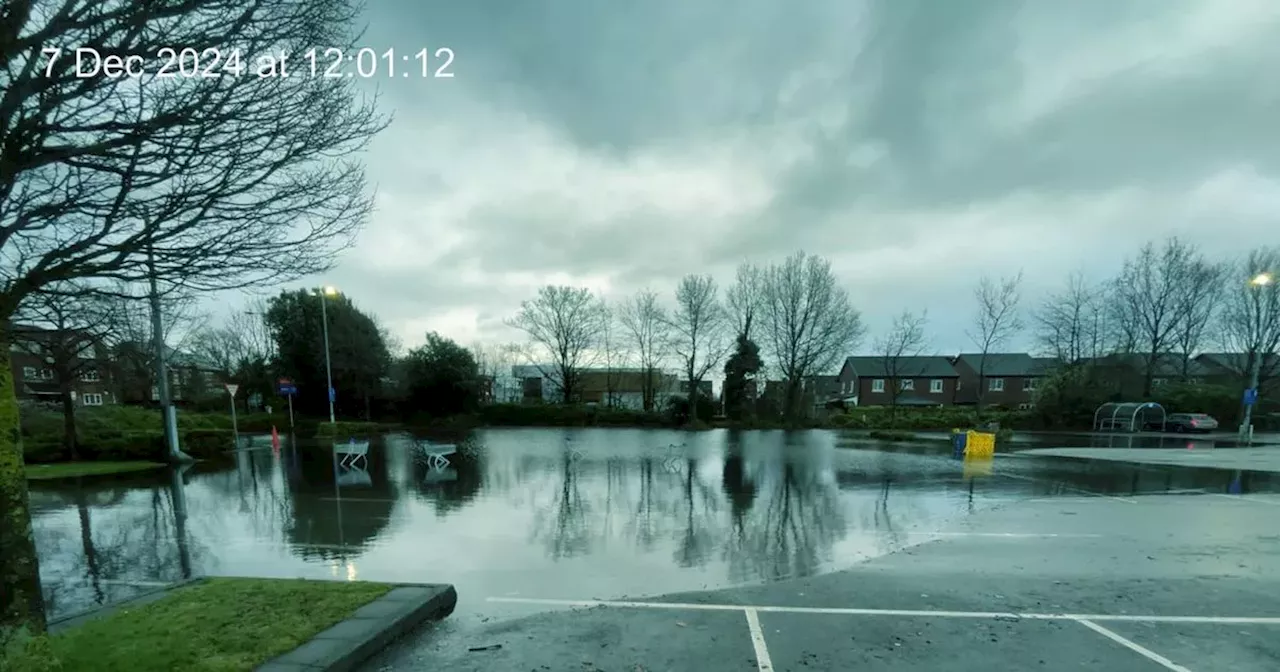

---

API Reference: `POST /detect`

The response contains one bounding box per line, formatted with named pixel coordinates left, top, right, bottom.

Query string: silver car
left=1166, top=413, right=1218, bottom=433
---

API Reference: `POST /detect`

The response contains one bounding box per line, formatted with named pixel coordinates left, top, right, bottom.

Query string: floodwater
left=28, top=428, right=1280, bottom=625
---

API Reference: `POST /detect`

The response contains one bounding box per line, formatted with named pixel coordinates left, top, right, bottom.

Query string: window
left=81, top=369, right=100, bottom=382
left=989, top=378, right=1004, bottom=391
left=899, top=379, right=914, bottom=391
left=1018, top=402, right=1034, bottom=410
left=1023, top=378, right=1036, bottom=391
left=39, top=368, right=53, bottom=380
left=871, top=379, right=885, bottom=393
left=22, top=366, right=36, bottom=380
left=842, top=380, right=853, bottom=394
left=930, top=379, right=943, bottom=394
left=82, top=393, right=103, bottom=406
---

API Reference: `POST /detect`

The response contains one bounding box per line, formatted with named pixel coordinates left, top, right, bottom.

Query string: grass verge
left=867, top=430, right=919, bottom=442
left=24, top=461, right=166, bottom=481
left=11, top=577, right=393, bottom=672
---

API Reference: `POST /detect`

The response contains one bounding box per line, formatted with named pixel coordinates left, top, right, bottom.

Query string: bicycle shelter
left=1093, top=401, right=1165, bottom=432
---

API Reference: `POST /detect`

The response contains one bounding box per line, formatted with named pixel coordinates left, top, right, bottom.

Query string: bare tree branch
left=617, top=288, right=672, bottom=412
left=1110, top=237, right=1206, bottom=394
left=759, top=252, right=864, bottom=421
left=874, top=309, right=928, bottom=416
left=966, top=272, right=1023, bottom=409
left=506, top=285, right=608, bottom=403
left=1216, top=247, right=1280, bottom=388
left=668, top=274, right=728, bottom=423
left=1032, top=271, right=1107, bottom=364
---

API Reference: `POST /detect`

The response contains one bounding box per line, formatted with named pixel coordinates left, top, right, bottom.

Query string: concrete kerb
left=256, top=583, right=457, bottom=672
left=45, top=576, right=457, bottom=672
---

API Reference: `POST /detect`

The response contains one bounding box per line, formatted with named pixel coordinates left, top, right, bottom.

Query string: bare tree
left=668, top=275, right=729, bottom=424
left=759, top=252, right=865, bottom=422
left=1216, top=247, right=1280, bottom=390
left=599, top=303, right=626, bottom=408
left=726, top=263, right=764, bottom=342
left=874, top=310, right=928, bottom=417
left=2, top=0, right=386, bottom=632
left=966, top=272, right=1024, bottom=410
left=617, top=289, right=672, bottom=411
left=1111, top=238, right=1202, bottom=395
left=506, top=286, right=609, bottom=404
left=12, top=286, right=115, bottom=459
left=1032, top=272, right=1108, bottom=365
left=1171, top=259, right=1224, bottom=377
left=104, top=286, right=205, bottom=405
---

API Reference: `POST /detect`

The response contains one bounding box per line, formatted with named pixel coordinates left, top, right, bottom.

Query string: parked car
left=1165, top=413, right=1219, bottom=433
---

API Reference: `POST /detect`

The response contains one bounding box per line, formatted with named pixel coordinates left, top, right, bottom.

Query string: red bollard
left=271, top=426, right=281, bottom=453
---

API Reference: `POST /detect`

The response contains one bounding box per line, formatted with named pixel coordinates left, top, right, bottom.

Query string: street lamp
left=316, top=286, right=339, bottom=425
left=1239, top=272, right=1274, bottom=444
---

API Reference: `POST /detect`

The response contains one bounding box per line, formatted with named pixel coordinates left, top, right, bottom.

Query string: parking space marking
left=486, top=597, right=1280, bottom=625
left=743, top=609, right=773, bottom=672
left=900, top=532, right=1103, bottom=538
left=1073, top=618, right=1192, bottom=672
left=996, top=472, right=1137, bottom=503
left=1211, top=494, right=1280, bottom=507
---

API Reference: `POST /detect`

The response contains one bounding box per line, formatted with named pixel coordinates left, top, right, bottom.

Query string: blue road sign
left=277, top=377, right=297, bottom=395
left=1244, top=388, right=1258, bottom=406
left=329, top=387, right=336, bottom=403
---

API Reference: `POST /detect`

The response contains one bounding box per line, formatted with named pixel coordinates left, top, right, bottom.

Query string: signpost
left=277, top=378, right=297, bottom=429
left=225, top=383, right=240, bottom=447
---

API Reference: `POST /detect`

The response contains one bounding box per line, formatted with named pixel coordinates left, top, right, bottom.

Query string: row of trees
left=871, top=238, right=1278, bottom=420
left=506, top=252, right=866, bottom=423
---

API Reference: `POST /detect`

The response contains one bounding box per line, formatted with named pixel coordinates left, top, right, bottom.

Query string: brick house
left=952, top=353, right=1059, bottom=409
left=9, top=324, right=115, bottom=407
left=1087, top=353, right=1214, bottom=398
left=836, top=356, right=960, bottom=407
left=512, top=365, right=678, bottom=409
left=1193, top=352, right=1280, bottom=394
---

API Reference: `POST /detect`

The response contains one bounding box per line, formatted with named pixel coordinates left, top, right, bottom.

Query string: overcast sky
left=217, top=0, right=1280, bottom=360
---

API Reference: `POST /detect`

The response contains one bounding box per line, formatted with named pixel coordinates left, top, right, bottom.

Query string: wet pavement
left=26, top=427, right=1280, bottom=669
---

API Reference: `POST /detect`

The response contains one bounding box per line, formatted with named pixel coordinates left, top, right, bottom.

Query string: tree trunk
left=0, top=335, right=47, bottom=635
left=61, top=382, right=79, bottom=461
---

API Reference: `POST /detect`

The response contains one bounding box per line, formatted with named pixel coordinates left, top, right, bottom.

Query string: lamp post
left=317, top=286, right=338, bottom=425
left=1239, top=272, right=1273, bottom=444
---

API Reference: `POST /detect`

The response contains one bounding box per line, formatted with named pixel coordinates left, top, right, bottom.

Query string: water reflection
left=29, top=427, right=1280, bottom=622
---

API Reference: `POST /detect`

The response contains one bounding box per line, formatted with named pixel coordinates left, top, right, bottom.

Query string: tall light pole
left=1239, top=271, right=1273, bottom=444
left=317, top=286, right=338, bottom=425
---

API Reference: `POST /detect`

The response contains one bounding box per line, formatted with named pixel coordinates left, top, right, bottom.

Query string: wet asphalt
left=366, top=486, right=1280, bottom=671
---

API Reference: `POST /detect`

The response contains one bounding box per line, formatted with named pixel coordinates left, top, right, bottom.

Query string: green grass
left=24, top=461, right=166, bottom=480
left=43, top=577, right=393, bottom=672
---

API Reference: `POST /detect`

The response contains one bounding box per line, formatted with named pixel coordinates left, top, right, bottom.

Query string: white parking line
left=744, top=609, right=774, bottom=672
left=997, top=472, right=1136, bottom=503
left=1211, top=494, right=1280, bottom=507
left=485, top=597, right=1280, bottom=625
left=901, top=532, right=1103, bottom=538
left=1074, top=618, right=1192, bottom=671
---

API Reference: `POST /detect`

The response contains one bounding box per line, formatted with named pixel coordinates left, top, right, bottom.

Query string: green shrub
left=868, top=429, right=917, bottom=442
left=182, top=429, right=236, bottom=458
left=1, top=627, right=62, bottom=672
left=834, top=406, right=1032, bottom=431
left=314, top=421, right=386, bottom=438
left=475, top=403, right=671, bottom=428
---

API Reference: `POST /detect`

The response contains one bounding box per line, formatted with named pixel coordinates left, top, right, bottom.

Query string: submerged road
left=1017, top=446, right=1280, bottom=474
left=366, top=491, right=1280, bottom=671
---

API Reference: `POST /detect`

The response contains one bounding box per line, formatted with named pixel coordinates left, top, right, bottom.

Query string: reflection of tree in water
left=721, top=453, right=757, bottom=540
left=724, top=457, right=847, bottom=582
left=33, top=471, right=201, bottom=618
left=533, top=449, right=592, bottom=559
left=675, top=458, right=722, bottom=567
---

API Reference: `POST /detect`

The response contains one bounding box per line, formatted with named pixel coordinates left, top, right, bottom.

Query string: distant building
left=9, top=324, right=115, bottom=407
left=836, top=356, right=960, bottom=407
left=511, top=365, right=678, bottom=409
left=952, top=353, right=1058, bottom=409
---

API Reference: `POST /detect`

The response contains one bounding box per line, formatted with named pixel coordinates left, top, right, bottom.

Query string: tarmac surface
left=1017, top=446, right=1280, bottom=473
left=365, top=489, right=1280, bottom=671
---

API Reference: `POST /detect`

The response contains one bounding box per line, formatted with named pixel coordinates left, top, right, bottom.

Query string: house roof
left=1195, top=352, right=1280, bottom=374
left=841, top=356, right=958, bottom=378
left=1091, top=353, right=1215, bottom=377
left=954, top=353, right=1041, bottom=377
